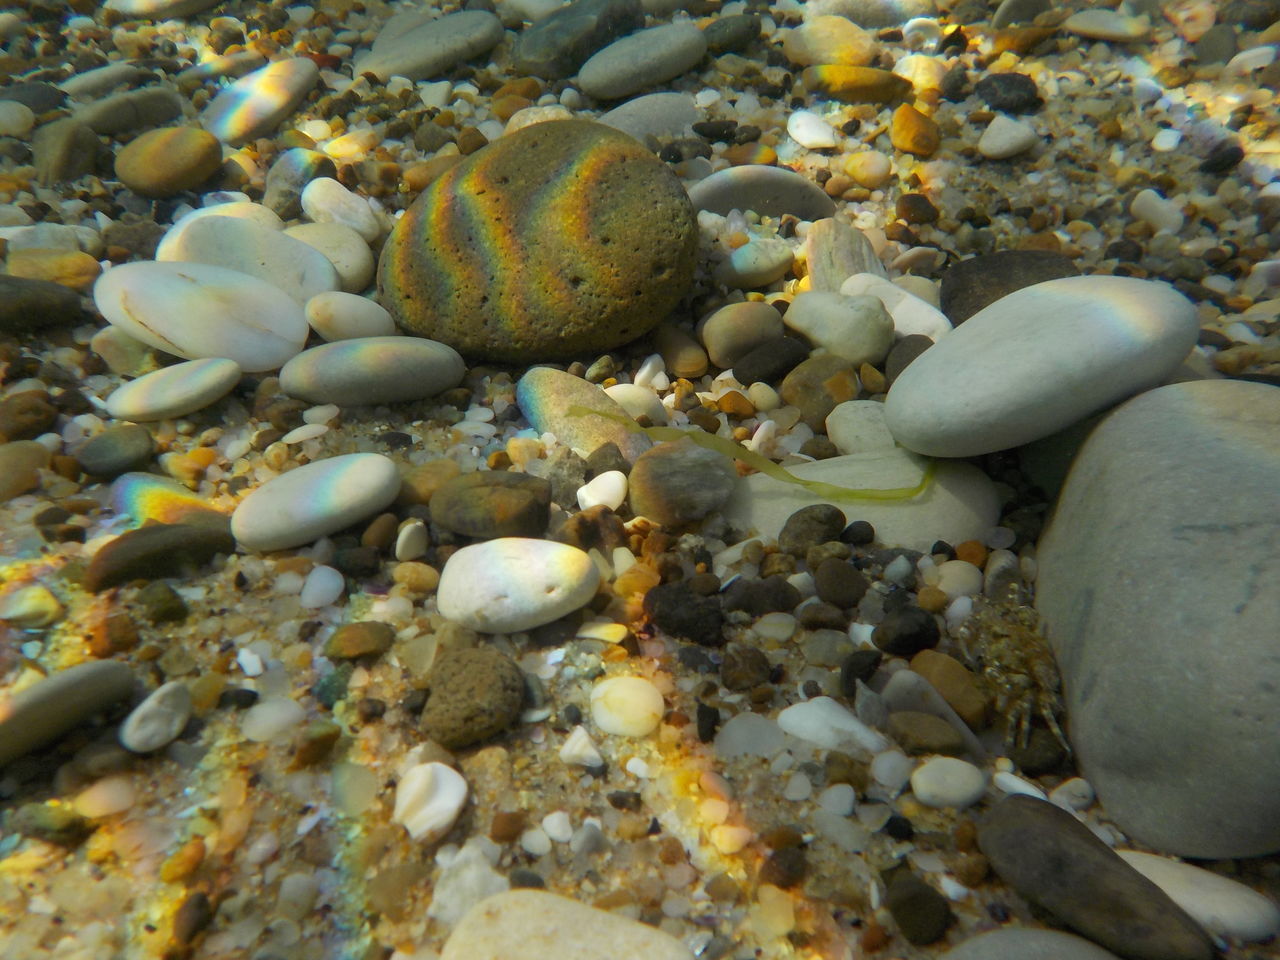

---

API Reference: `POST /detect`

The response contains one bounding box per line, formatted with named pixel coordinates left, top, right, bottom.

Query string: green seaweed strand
left=565, top=405, right=935, bottom=503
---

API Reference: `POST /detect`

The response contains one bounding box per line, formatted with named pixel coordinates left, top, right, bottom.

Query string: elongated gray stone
left=0, top=661, right=135, bottom=767
left=355, top=10, right=504, bottom=82
left=688, top=165, right=836, bottom=220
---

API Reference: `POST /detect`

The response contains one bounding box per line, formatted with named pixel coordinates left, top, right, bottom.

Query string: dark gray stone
left=0, top=275, right=86, bottom=332
left=939, top=249, right=1079, bottom=325
left=703, top=14, right=760, bottom=54
left=75, top=423, right=154, bottom=478
left=512, top=0, right=644, bottom=80
left=627, top=437, right=737, bottom=527
left=979, top=796, right=1215, bottom=960
left=263, top=148, right=337, bottom=219
left=32, top=118, right=101, bottom=186
left=0, top=661, right=136, bottom=767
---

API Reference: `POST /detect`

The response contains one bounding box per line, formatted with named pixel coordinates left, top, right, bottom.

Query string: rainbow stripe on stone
left=110, top=472, right=224, bottom=527
left=378, top=119, right=697, bottom=363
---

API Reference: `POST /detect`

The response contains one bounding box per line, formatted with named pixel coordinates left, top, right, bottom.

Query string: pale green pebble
left=714, top=238, right=794, bottom=289
left=516, top=366, right=651, bottom=463
left=0, top=583, right=63, bottom=628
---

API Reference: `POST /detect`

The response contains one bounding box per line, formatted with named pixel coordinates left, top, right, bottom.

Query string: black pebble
left=974, top=73, right=1041, bottom=113
left=720, top=575, right=802, bottom=616
left=871, top=605, right=940, bottom=657
left=840, top=649, right=883, bottom=697
left=509, top=868, right=546, bottom=889
left=644, top=581, right=725, bottom=646
left=885, top=814, right=915, bottom=840
left=696, top=702, right=720, bottom=742
left=1200, top=141, right=1244, bottom=174
left=840, top=520, right=876, bottom=545
left=731, top=335, right=810, bottom=386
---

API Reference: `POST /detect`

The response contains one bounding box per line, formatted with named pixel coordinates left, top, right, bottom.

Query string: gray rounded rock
left=354, top=9, right=504, bottom=82
left=687, top=165, right=836, bottom=220
left=0, top=661, right=136, bottom=767
left=119, top=680, right=192, bottom=753
left=577, top=22, right=708, bottom=101
left=75, top=423, right=154, bottom=477
left=627, top=437, right=738, bottom=527
left=1037, top=379, right=1280, bottom=858
left=513, top=0, right=645, bottom=80
left=279, top=336, right=465, bottom=406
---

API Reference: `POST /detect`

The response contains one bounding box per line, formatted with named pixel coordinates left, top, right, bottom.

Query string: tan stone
left=782, top=16, right=878, bottom=67
left=890, top=104, right=941, bottom=157
left=801, top=66, right=912, bottom=104
left=441, top=890, right=694, bottom=960
left=910, top=648, right=989, bottom=730
left=7, top=247, right=101, bottom=292
left=114, top=126, right=222, bottom=198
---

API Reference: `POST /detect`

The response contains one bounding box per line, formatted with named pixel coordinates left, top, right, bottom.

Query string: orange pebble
left=954, top=540, right=988, bottom=567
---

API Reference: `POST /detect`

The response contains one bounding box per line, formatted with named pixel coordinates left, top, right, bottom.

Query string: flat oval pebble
left=94, top=261, right=308, bottom=372
left=279, top=336, right=465, bottom=406
left=200, top=58, right=320, bottom=146
left=355, top=9, right=504, bottom=82
left=231, top=453, right=401, bottom=552
left=105, top=357, right=241, bottom=422
left=577, top=22, right=708, bottom=101
left=590, top=676, right=665, bottom=737
left=305, top=291, right=396, bottom=341
left=156, top=215, right=339, bottom=303
left=1115, top=850, right=1280, bottom=942
left=118, top=680, right=192, bottom=753
left=0, top=661, right=135, bottom=766
left=978, top=114, right=1040, bottom=159
left=158, top=201, right=285, bottom=257
left=436, top=538, right=601, bottom=633
left=1063, top=8, right=1150, bottom=40
left=910, top=755, right=987, bottom=808
left=687, top=165, right=837, bottom=220
left=380, top=119, right=696, bottom=363
left=884, top=276, right=1198, bottom=457
left=441, top=889, right=694, bottom=960
left=516, top=365, right=652, bottom=463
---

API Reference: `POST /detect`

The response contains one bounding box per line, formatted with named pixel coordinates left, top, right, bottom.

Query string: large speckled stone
left=378, top=119, right=697, bottom=363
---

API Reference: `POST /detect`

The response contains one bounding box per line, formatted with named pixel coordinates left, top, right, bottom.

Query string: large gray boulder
left=1036, top=379, right=1280, bottom=858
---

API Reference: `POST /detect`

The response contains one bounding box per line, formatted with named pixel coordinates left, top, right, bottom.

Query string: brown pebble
left=950, top=852, right=990, bottom=887
left=891, top=104, right=940, bottom=157
left=723, top=143, right=777, bottom=165
left=0, top=390, right=58, bottom=442
left=493, top=77, right=542, bottom=100
left=758, top=846, right=807, bottom=888
left=491, top=94, right=533, bottom=121
left=954, top=539, right=988, bottom=567
left=7, top=248, right=101, bottom=292
left=324, top=621, right=396, bottom=660
left=716, top=389, right=754, bottom=417
left=916, top=584, right=949, bottom=613
left=291, top=719, right=341, bottom=768
left=398, top=458, right=461, bottom=506
left=858, top=363, right=886, bottom=394
left=402, top=154, right=464, bottom=192
left=489, top=809, right=527, bottom=843
left=456, top=126, right=488, bottom=154
left=159, top=836, right=206, bottom=883
left=361, top=512, right=399, bottom=550
left=391, top=561, right=440, bottom=594
left=172, top=891, right=213, bottom=947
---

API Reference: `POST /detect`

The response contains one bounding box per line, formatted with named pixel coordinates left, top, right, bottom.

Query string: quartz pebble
left=910, top=756, right=987, bottom=808
left=159, top=201, right=284, bottom=255
left=279, top=336, right=465, bottom=406
left=94, top=261, right=308, bottom=373
left=787, top=110, right=839, bottom=149
left=299, top=565, right=345, bottom=608
left=1129, top=188, right=1184, bottom=234
left=441, top=889, right=694, bottom=960
left=784, top=291, right=894, bottom=365
left=715, top=238, right=795, bottom=288
left=300, top=178, right=381, bottom=243
left=241, top=697, right=306, bottom=742
left=119, top=681, right=192, bottom=753
left=559, top=725, right=605, bottom=767
left=105, top=357, right=241, bottom=422
left=589, top=676, right=665, bottom=737
left=782, top=15, right=878, bottom=66
left=0, top=584, right=62, bottom=628
left=394, top=761, right=469, bottom=842
left=1115, top=850, right=1280, bottom=942
left=285, top=222, right=375, bottom=293
left=231, top=453, right=401, bottom=552
left=576, top=470, right=627, bottom=511
left=978, top=114, right=1040, bottom=159
left=839, top=273, right=952, bottom=340
left=436, top=538, right=601, bottom=633
left=777, top=696, right=890, bottom=753
left=156, top=215, right=340, bottom=304
left=1063, top=9, right=1150, bottom=40
left=305, top=292, right=395, bottom=341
